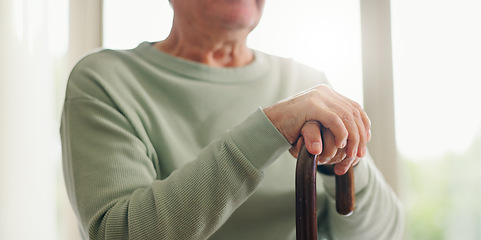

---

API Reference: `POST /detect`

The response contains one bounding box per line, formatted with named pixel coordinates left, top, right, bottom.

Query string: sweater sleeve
left=61, top=97, right=291, bottom=240
left=318, top=153, right=405, bottom=239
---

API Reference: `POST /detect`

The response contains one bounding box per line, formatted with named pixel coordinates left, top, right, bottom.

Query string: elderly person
left=61, top=0, right=404, bottom=239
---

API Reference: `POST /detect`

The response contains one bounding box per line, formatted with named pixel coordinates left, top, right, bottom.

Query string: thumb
left=301, top=121, right=323, bottom=155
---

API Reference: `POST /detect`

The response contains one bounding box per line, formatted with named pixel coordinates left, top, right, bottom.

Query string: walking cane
left=295, top=143, right=355, bottom=240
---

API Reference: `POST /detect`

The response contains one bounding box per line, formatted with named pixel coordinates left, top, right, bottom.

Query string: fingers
left=348, top=108, right=365, bottom=158
left=307, top=107, right=348, bottom=149
left=323, top=86, right=369, bottom=158
left=346, top=98, right=371, bottom=142
left=305, top=85, right=370, bottom=157
left=351, top=157, right=361, bottom=167
left=319, top=147, right=360, bottom=176
left=316, top=127, right=360, bottom=176
left=292, top=125, right=363, bottom=176
left=300, top=121, right=323, bottom=155
left=329, top=92, right=364, bottom=158
left=264, top=84, right=370, bottom=158
left=317, top=126, right=338, bottom=163
left=340, top=96, right=371, bottom=157
left=333, top=157, right=358, bottom=175
left=318, top=145, right=347, bottom=165
left=340, top=111, right=361, bottom=158
left=289, top=121, right=324, bottom=158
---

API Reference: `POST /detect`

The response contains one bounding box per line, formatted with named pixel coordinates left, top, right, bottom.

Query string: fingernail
left=340, top=140, right=347, bottom=148
left=368, top=130, right=371, bottom=141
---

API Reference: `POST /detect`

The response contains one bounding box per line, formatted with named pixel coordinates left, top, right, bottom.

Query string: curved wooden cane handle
left=295, top=144, right=355, bottom=240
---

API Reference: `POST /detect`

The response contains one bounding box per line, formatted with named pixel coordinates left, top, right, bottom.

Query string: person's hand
left=264, top=84, right=371, bottom=160
left=289, top=123, right=361, bottom=175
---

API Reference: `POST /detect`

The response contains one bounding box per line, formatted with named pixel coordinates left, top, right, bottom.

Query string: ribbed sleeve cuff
left=319, top=156, right=370, bottom=197
left=229, top=108, right=292, bottom=171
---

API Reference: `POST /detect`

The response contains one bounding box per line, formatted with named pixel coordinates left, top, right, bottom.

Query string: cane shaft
left=295, top=144, right=318, bottom=240
left=295, top=145, right=356, bottom=240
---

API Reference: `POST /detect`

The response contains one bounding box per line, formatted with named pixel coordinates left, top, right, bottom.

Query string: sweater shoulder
left=259, top=51, right=328, bottom=81
left=72, top=48, right=136, bottom=75
left=256, top=51, right=329, bottom=91
left=65, top=48, right=140, bottom=101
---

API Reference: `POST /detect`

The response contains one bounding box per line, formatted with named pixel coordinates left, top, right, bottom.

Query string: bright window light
left=392, top=0, right=481, bottom=159
left=392, top=0, right=481, bottom=239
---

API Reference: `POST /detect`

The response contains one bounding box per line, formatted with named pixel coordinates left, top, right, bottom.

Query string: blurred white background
left=1, top=0, right=480, bottom=239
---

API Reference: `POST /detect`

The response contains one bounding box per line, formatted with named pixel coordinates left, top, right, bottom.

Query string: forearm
left=86, top=135, right=264, bottom=240
left=62, top=102, right=291, bottom=240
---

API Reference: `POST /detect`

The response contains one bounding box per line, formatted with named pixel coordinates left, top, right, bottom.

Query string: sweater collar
left=134, top=42, right=270, bottom=84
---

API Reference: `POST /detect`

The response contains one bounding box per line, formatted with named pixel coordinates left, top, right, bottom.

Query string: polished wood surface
left=336, top=167, right=355, bottom=216
left=295, top=144, right=318, bottom=240
left=295, top=145, right=355, bottom=239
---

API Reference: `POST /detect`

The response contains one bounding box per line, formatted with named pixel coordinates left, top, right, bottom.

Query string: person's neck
left=154, top=24, right=254, bottom=67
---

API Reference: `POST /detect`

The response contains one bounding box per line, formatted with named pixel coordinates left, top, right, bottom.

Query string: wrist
left=263, top=106, right=297, bottom=144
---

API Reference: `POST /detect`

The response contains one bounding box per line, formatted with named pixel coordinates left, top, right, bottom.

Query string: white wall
left=0, top=0, right=102, bottom=239
left=0, top=0, right=57, bottom=239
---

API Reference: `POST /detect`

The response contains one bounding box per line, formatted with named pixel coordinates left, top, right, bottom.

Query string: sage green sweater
left=61, top=42, right=403, bottom=239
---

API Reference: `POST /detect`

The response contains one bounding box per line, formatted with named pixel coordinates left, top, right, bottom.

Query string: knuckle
left=311, top=90, right=323, bottom=102
left=315, top=84, right=334, bottom=95
left=339, top=110, right=354, bottom=123
left=352, top=108, right=361, bottom=119
left=305, top=90, right=317, bottom=99
left=358, top=138, right=366, bottom=148
left=301, top=121, right=319, bottom=134
left=316, top=84, right=330, bottom=91
left=305, top=92, right=322, bottom=107
left=348, top=132, right=360, bottom=141
left=351, top=101, right=363, bottom=110
left=304, top=120, right=320, bottom=127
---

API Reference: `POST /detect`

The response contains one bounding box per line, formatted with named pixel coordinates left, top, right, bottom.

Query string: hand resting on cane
left=263, top=84, right=370, bottom=175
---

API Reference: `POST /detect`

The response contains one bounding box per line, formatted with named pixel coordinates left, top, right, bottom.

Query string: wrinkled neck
left=154, top=18, right=254, bottom=67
